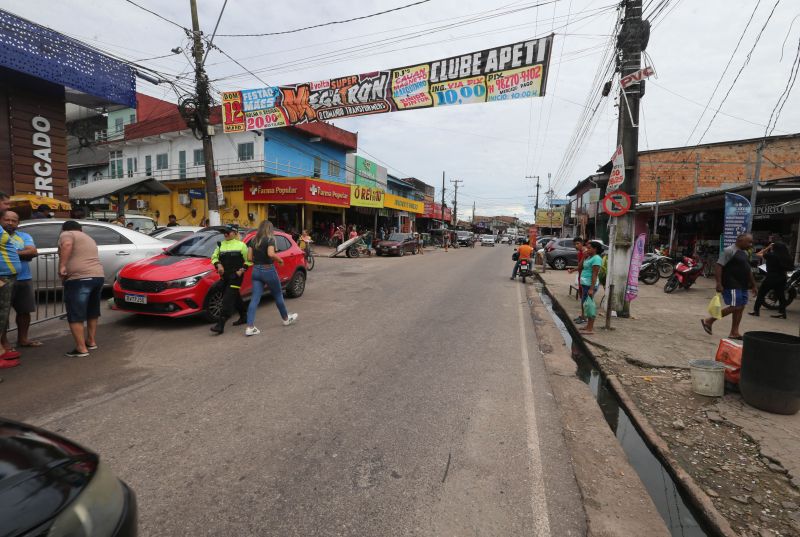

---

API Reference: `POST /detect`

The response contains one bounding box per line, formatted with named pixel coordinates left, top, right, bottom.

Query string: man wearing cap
left=210, top=224, right=251, bottom=334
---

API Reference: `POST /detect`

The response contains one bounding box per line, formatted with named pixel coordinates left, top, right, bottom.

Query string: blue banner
left=188, top=188, right=205, bottom=200
left=723, top=193, right=751, bottom=248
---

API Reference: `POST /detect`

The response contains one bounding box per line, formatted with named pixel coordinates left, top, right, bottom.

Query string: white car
left=480, top=235, right=496, bottom=247
left=19, top=219, right=172, bottom=288
left=150, top=226, right=203, bottom=243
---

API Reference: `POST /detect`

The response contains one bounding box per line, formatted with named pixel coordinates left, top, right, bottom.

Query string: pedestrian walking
left=0, top=200, right=21, bottom=367
left=567, top=237, right=586, bottom=323
left=1, top=211, right=41, bottom=353
left=578, top=240, right=603, bottom=335
left=58, top=220, right=104, bottom=357
left=210, top=224, right=250, bottom=334
left=245, top=220, right=298, bottom=336
left=749, top=238, right=792, bottom=319
left=701, top=233, right=757, bottom=340
left=415, top=233, right=424, bottom=254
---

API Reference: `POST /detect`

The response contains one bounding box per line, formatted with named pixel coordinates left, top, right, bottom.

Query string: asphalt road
left=3, top=244, right=587, bottom=537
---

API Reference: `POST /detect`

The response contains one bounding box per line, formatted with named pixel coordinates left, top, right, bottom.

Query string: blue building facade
left=263, top=128, right=347, bottom=183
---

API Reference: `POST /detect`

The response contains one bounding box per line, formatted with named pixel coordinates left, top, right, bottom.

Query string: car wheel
left=399, top=248, right=404, bottom=257
left=412, top=246, right=416, bottom=255
left=286, top=270, right=306, bottom=298
left=202, top=283, right=225, bottom=322
left=552, top=256, right=567, bottom=270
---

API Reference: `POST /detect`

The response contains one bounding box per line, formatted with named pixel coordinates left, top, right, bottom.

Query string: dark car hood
left=0, top=419, right=98, bottom=536
left=377, top=240, right=403, bottom=247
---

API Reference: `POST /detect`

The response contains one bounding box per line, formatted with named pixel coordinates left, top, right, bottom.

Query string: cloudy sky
left=6, top=0, right=799, bottom=221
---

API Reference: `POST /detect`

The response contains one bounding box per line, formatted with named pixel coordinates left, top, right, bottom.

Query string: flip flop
left=19, top=341, right=43, bottom=347
left=728, top=336, right=743, bottom=341
left=700, top=319, right=713, bottom=335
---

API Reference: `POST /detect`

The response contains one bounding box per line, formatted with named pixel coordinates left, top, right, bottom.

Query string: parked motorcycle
left=763, top=268, right=800, bottom=310
left=664, top=257, right=704, bottom=293
left=639, top=258, right=660, bottom=285
left=644, top=252, right=675, bottom=279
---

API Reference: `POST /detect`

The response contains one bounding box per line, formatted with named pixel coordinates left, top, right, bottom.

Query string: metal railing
left=6, top=254, right=66, bottom=332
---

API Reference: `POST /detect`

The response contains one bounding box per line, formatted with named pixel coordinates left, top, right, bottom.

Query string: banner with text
left=625, top=233, right=646, bottom=302
left=723, top=192, right=751, bottom=247
left=350, top=185, right=384, bottom=208
left=221, top=36, right=553, bottom=133
left=385, top=193, right=424, bottom=214
left=535, top=208, right=564, bottom=228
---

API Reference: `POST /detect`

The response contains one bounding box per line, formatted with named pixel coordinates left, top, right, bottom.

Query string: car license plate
left=124, top=294, right=147, bottom=304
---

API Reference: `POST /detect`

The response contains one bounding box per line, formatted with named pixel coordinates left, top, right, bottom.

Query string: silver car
left=149, top=226, right=203, bottom=243
left=19, top=219, right=171, bottom=288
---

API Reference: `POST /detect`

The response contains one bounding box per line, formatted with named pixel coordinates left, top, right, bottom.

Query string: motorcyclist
left=210, top=224, right=251, bottom=334
left=511, top=240, right=534, bottom=280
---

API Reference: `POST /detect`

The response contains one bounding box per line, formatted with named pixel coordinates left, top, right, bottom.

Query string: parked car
left=113, top=228, right=307, bottom=321
left=150, top=225, right=203, bottom=243
left=480, top=235, right=495, bottom=246
left=455, top=231, right=472, bottom=247
left=0, top=417, right=137, bottom=537
left=19, top=219, right=172, bottom=289
left=375, top=233, right=418, bottom=256
left=88, top=213, right=157, bottom=234
left=545, top=238, right=580, bottom=270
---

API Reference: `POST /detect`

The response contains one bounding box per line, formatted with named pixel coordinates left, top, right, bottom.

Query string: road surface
left=3, top=244, right=587, bottom=536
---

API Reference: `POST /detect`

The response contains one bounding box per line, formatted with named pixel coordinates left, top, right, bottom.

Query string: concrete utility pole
left=440, top=171, right=446, bottom=228
left=526, top=175, right=541, bottom=213
left=450, top=179, right=463, bottom=226
left=653, top=175, right=660, bottom=246
left=609, top=0, right=646, bottom=319
left=190, top=0, right=221, bottom=226
left=747, top=141, right=764, bottom=232
left=472, top=201, right=475, bottom=223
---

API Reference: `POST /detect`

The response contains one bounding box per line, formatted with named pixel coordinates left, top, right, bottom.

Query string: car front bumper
left=112, top=282, right=210, bottom=318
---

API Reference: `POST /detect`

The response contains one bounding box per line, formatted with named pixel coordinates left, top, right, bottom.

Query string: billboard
left=535, top=208, right=564, bottom=228
left=221, top=36, right=554, bottom=133
left=350, top=185, right=384, bottom=208
left=354, top=156, right=378, bottom=186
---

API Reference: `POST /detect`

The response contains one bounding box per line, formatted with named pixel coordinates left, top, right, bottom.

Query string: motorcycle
left=518, top=257, right=533, bottom=283
left=763, top=268, right=800, bottom=310
left=643, top=252, right=675, bottom=278
left=638, top=258, right=661, bottom=285
left=664, top=256, right=704, bottom=293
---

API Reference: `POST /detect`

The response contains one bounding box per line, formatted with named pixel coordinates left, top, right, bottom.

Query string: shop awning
left=69, top=176, right=171, bottom=202
left=10, top=194, right=71, bottom=211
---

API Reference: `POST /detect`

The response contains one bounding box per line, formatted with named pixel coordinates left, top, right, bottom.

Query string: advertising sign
left=244, top=178, right=350, bottom=207
left=535, top=208, right=564, bottom=227
left=620, top=66, right=655, bottom=89
left=607, top=145, right=625, bottom=192
left=221, top=36, right=553, bottom=133
left=723, top=192, right=751, bottom=247
left=384, top=193, right=424, bottom=214
left=753, top=202, right=785, bottom=220
left=354, top=156, right=378, bottom=186
left=625, top=233, right=646, bottom=302
left=188, top=188, right=204, bottom=199
left=350, top=185, right=384, bottom=208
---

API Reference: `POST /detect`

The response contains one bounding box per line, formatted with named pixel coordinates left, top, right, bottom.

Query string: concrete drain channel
left=538, top=289, right=711, bottom=537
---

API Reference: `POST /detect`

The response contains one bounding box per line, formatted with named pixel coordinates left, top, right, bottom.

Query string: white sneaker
left=282, top=313, right=298, bottom=326
left=245, top=326, right=260, bottom=336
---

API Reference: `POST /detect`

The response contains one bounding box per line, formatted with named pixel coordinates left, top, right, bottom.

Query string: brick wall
left=638, top=135, right=800, bottom=203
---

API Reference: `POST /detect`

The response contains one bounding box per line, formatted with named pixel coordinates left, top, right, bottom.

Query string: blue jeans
left=247, top=265, right=288, bottom=326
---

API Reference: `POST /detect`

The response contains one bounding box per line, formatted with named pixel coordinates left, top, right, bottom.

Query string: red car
left=113, top=228, right=307, bottom=321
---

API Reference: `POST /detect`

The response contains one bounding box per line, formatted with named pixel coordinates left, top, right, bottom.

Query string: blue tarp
left=0, top=9, right=136, bottom=108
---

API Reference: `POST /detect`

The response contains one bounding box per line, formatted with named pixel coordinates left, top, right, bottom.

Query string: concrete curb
left=535, top=275, right=738, bottom=537
left=525, top=284, right=671, bottom=537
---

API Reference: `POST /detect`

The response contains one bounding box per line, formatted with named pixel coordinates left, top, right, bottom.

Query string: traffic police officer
left=210, top=224, right=251, bottom=334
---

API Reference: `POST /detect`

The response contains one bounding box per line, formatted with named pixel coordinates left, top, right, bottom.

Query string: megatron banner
left=221, top=35, right=554, bottom=132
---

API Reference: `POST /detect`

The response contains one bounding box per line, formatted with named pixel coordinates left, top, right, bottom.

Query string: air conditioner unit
left=135, top=199, right=148, bottom=209
left=178, top=193, right=191, bottom=206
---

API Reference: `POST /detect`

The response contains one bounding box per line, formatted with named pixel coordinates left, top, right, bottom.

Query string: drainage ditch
left=537, top=288, right=711, bottom=537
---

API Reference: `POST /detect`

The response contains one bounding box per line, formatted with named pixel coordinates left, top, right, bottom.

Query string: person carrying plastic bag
left=579, top=240, right=604, bottom=335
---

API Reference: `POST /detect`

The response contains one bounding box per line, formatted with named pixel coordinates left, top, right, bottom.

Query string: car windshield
left=166, top=231, right=223, bottom=257
left=387, top=233, right=406, bottom=241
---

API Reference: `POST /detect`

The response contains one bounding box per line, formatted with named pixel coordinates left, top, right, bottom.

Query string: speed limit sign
left=601, top=191, right=632, bottom=217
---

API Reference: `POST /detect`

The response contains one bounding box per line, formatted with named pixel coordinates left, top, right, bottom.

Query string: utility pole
left=190, top=0, right=221, bottom=226
left=450, top=179, right=463, bottom=227
left=526, top=175, right=541, bottom=213
left=747, top=141, right=764, bottom=232
left=608, top=0, right=646, bottom=320
left=472, top=201, right=475, bottom=223
left=652, top=176, right=660, bottom=248
left=440, top=171, right=446, bottom=228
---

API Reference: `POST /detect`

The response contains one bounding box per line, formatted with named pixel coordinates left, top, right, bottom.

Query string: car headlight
left=390, top=246, right=397, bottom=249
left=165, top=270, right=212, bottom=289
left=46, top=461, right=126, bottom=537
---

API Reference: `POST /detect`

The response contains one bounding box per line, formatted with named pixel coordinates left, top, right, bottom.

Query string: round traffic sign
left=601, top=191, right=632, bottom=217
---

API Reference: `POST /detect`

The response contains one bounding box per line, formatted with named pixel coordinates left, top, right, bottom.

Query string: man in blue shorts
left=701, top=233, right=757, bottom=340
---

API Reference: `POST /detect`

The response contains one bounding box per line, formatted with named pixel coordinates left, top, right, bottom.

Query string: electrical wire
left=202, top=0, right=229, bottom=66
left=123, top=0, right=188, bottom=31
left=764, top=35, right=800, bottom=136
left=218, top=0, right=436, bottom=37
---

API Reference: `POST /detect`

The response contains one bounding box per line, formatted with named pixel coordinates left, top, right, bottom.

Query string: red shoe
left=0, top=358, right=19, bottom=368
left=0, top=350, right=20, bottom=360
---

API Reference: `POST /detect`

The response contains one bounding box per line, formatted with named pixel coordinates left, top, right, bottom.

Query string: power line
left=123, top=0, right=188, bottom=31
left=202, top=0, right=229, bottom=66
left=218, top=0, right=435, bottom=37
left=764, top=35, right=800, bottom=136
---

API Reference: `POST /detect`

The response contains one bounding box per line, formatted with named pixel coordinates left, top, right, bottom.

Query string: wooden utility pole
left=653, top=176, right=660, bottom=247
left=440, top=171, right=446, bottom=228
left=190, top=0, right=221, bottom=226
left=450, top=179, right=463, bottom=226
left=608, top=0, right=646, bottom=319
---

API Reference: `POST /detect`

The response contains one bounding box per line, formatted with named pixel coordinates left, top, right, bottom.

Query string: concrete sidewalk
left=538, top=269, right=800, bottom=537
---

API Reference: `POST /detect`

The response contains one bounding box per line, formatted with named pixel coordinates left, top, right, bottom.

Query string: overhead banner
left=723, top=192, right=751, bottom=247
left=221, top=35, right=554, bottom=133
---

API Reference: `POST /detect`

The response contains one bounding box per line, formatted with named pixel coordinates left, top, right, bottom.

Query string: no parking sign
left=601, top=191, right=632, bottom=217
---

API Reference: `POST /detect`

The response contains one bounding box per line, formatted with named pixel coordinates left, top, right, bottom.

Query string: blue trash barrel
left=740, top=331, right=800, bottom=415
